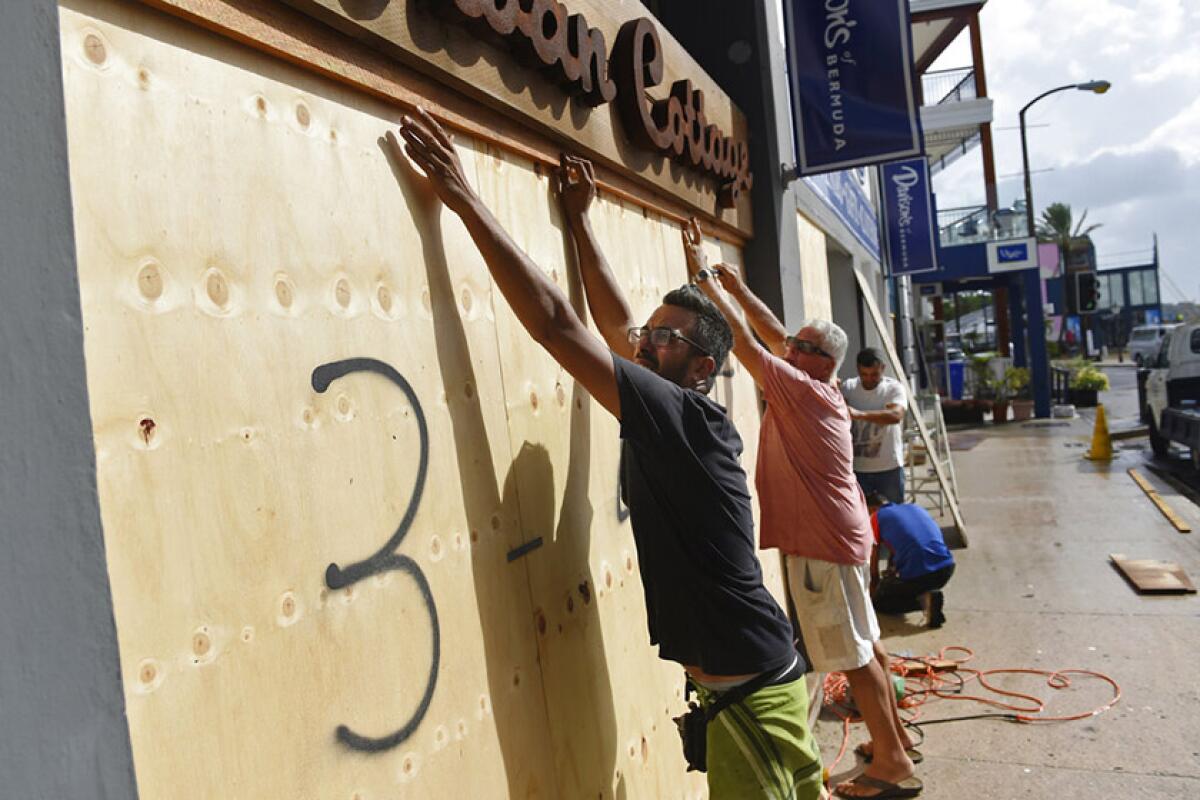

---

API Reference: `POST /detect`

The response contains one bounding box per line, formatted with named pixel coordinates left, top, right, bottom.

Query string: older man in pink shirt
left=684, top=222, right=920, bottom=800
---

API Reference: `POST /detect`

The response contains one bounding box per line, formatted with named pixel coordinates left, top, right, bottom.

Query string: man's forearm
left=725, top=278, right=788, bottom=355
left=850, top=407, right=906, bottom=425
left=696, top=279, right=765, bottom=387
left=567, top=214, right=633, bottom=349
left=459, top=197, right=575, bottom=342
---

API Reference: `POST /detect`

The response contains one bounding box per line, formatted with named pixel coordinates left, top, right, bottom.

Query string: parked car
left=1141, top=322, right=1200, bottom=467
left=1129, top=323, right=1177, bottom=366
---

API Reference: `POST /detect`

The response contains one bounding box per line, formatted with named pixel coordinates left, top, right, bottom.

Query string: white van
left=1129, top=324, right=1176, bottom=366
left=1144, top=322, right=1200, bottom=466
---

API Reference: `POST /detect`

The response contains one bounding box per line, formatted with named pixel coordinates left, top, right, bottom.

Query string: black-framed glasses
left=628, top=326, right=710, bottom=356
left=785, top=336, right=832, bottom=360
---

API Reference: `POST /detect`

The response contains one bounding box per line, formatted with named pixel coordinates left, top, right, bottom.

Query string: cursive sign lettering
left=438, top=1, right=752, bottom=208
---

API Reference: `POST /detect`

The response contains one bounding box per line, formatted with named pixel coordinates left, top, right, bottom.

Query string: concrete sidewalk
left=814, top=415, right=1200, bottom=799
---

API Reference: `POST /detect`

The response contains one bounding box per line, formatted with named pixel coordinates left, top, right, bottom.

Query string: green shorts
left=694, top=676, right=825, bottom=800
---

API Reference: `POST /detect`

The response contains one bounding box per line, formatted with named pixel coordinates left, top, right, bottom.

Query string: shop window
left=1141, top=270, right=1159, bottom=305
left=1129, top=271, right=1144, bottom=306
left=1107, top=273, right=1125, bottom=307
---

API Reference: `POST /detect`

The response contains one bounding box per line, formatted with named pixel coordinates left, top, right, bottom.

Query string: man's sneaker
left=922, top=590, right=946, bottom=629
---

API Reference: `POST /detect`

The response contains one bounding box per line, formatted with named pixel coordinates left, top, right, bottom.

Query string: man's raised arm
left=557, top=155, right=635, bottom=354
left=391, top=110, right=619, bottom=418
left=712, top=262, right=789, bottom=357
left=681, top=218, right=769, bottom=388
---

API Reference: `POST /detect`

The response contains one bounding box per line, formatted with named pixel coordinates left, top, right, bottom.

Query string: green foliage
left=1036, top=202, right=1102, bottom=278
left=943, top=290, right=993, bottom=321
left=1005, top=367, right=1032, bottom=399
left=1037, top=202, right=1103, bottom=242
left=1070, top=366, right=1110, bottom=391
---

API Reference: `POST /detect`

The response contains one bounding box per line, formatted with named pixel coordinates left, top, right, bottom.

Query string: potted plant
left=985, top=373, right=1010, bottom=423
left=1069, top=366, right=1109, bottom=407
left=1008, top=367, right=1034, bottom=421
left=969, top=354, right=1011, bottom=423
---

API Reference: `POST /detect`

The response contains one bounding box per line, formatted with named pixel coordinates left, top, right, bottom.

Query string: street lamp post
left=1019, top=80, right=1111, bottom=237
left=1017, top=80, right=1110, bottom=415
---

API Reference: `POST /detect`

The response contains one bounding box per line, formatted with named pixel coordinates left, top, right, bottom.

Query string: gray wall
left=0, top=2, right=139, bottom=797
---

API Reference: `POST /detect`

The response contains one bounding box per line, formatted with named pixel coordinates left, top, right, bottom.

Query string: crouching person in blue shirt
left=867, top=494, right=956, bottom=629
left=391, top=111, right=823, bottom=799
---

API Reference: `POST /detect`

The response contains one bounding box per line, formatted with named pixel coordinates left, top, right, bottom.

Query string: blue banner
left=784, top=0, right=923, bottom=174
left=880, top=157, right=937, bottom=276
left=803, top=168, right=880, bottom=260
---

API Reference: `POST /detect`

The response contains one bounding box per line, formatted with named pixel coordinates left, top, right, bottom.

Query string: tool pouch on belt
left=673, top=670, right=775, bottom=773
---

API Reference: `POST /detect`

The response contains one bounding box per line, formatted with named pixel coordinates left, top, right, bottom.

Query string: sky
left=931, top=0, right=1199, bottom=303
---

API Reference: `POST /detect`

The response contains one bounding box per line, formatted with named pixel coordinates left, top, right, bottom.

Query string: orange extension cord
left=821, top=645, right=1123, bottom=773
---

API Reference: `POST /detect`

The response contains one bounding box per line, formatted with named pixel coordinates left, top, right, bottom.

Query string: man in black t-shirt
left=392, top=113, right=822, bottom=799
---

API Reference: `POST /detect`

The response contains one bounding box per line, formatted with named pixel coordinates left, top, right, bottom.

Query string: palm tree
left=1037, top=202, right=1102, bottom=350
left=1036, top=202, right=1102, bottom=277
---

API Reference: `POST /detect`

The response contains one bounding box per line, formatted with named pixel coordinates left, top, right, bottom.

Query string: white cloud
left=1133, top=48, right=1200, bottom=85
left=929, top=0, right=1199, bottom=301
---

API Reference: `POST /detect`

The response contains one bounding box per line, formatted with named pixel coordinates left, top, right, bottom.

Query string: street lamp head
left=1077, top=80, right=1112, bottom=94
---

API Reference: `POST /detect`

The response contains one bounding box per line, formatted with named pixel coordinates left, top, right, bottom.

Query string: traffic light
left=1075, top=272, right=1101, bottom=314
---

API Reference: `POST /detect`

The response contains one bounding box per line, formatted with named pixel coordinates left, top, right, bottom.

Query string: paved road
left=1098, top=365, right=1140, bottom=424
left=1094, top=365, right=1199, bottom=489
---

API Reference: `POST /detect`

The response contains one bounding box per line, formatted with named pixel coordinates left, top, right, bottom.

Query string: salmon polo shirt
left=755, top=349, right=874, bottom=565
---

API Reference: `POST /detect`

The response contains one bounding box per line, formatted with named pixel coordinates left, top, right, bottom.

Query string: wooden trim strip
left=133, top=0, right=747, bottom=247
left=1128, top=469, right=1192, bottom=533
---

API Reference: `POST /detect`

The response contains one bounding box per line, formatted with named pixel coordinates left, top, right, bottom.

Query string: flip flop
left=853, top=743, right=924, bottom=764
left=834, top=774, right=924, bottom=799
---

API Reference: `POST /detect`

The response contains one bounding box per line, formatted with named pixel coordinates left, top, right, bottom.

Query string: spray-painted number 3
left=311, top=358, right=440, bottom=753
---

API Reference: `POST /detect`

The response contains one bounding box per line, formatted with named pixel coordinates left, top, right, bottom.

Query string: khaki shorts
left=786, top=556, right=880, bottom=673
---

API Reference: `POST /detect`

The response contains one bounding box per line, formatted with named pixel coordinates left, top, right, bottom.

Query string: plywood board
left=61, top=2, right=555, bottom=796
left=1127, top=469, right=1192, bottom=533
left=796, top=211, right=833, bottom=321
left=1110, top=554, right=1197, bottom=595
left=59, top=1, right=773, bottom=797
left=473, top=150, right=780, bottom=798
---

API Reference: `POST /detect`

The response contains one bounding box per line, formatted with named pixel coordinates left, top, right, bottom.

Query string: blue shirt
left=872, top=504, right=955, bottom=580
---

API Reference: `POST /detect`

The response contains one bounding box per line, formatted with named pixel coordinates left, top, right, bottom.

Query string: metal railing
left=937, top=204, right=1031, bottom=247
left=922, top=67, right=977, bottom=105
left=929, top=130, right=982, bottom=176
left=1051, top=367, right=1072, bottom=405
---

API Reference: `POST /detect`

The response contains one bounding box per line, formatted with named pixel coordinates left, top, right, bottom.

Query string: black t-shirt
left=614, top=354, right=797, bottom=676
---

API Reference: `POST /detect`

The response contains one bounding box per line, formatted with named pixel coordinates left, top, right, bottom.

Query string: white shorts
left=786, top=555, right=880, bottom=673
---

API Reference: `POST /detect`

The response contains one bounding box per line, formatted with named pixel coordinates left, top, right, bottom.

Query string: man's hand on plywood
left=390, top=109, right=478, bottom=216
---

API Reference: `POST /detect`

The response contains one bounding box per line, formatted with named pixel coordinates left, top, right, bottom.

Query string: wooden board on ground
left=1110, top=554, right=1197, bottom=594
left=1128, top=469, right=1193, bottom=533
left=851, top=268, right=968, bottom=542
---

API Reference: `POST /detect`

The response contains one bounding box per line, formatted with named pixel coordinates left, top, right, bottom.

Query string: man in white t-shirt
left=841, top=348, right=907, bottom=504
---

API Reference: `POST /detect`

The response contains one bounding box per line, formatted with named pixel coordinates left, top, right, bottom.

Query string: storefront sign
left=880, top=157, right=937, bottom=276
left=440, top=1, right=752, bottom=207
left=783, top=0, right=923, bottom=174
left=987, top=237, right=1038, bottom=273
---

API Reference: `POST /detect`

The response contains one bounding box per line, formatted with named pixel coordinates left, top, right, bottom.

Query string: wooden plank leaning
left=851, top=267, right=969, bottom=544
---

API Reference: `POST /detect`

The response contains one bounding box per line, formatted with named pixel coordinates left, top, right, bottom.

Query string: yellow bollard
left=1086, top=403, right=1114, bottom=461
